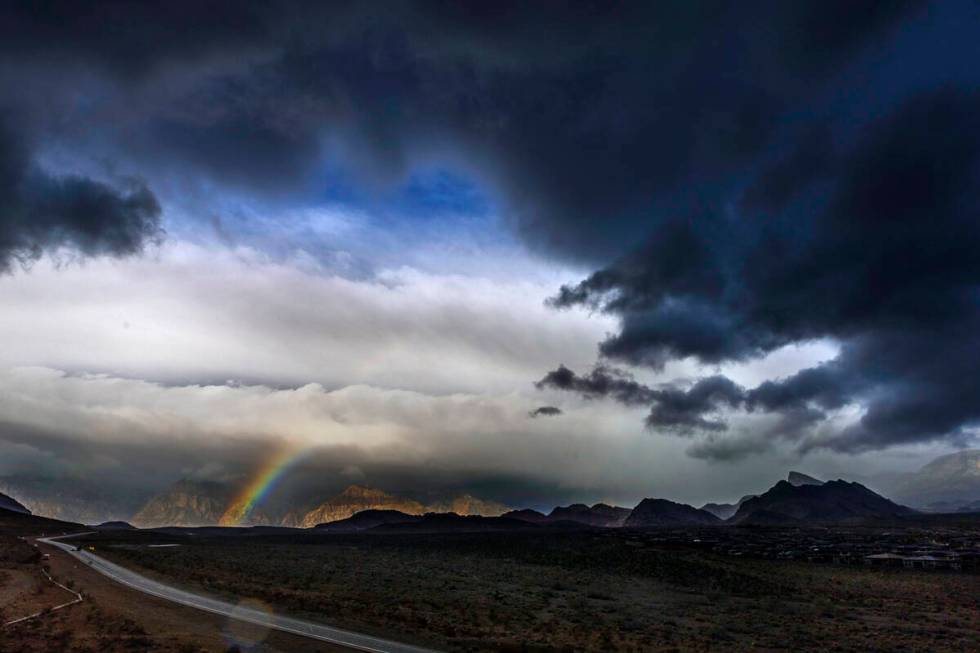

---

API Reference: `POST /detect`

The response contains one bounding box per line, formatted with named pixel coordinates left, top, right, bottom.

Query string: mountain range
left=296, top=473, right=919, bottom=531
left=132, top=479, right=243, bottom=528
left=545, top=503, right=632, bottom=527
left=698, top=471, right=820, bottom=519
left=0, top=471, right=924, bottom=531
left=625, top=499, right=720, bottom=527
left=700, top=495, right=757, bottom=520
left=731, top=478, right=915, bottom=525
left=7, top=451, right=978, bottom=530
left=131, top=482, right=510, bottom=528
left=887, top=449, right=980, bottom=512
left=0, top=473, right=924, bottom=533
left=0, top=475, right=149, bottom=524
left=281, top=485, right=426, bottom=528
left=287, top=485, right=510, bottom=528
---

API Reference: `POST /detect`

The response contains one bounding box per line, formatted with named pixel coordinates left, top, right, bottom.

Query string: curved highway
left=39, top=534, right=438, bottom=653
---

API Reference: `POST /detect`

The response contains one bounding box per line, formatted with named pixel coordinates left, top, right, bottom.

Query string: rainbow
left=220, top=447, right=306, bottom=526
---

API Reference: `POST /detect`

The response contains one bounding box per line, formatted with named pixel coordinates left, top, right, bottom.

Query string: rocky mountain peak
left=624, top=498, right=720, bottom=528
left=428, top=494, right=509, bottom=517
left=0, top=491, right=30, bottom=515
left=732, top=478, right=915, bottom=524
left=787, top=471, right=823, bottom=486
left=339, top=485, right=393, bottom=500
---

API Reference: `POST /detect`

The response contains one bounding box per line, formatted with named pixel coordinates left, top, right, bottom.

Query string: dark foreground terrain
left=0, top=510, right=348, bottom=653
left=76, top=526, right=980, bottom=652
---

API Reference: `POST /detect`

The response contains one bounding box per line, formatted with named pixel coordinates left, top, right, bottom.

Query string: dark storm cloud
left=0, top=114, right=162, bottom=272
left=536, top=365, right=656, bottom=406
left=0, top=1, right=278, bottom=78
left=0, top=419, right=214, bottom=492
left=686, top=435, right=772, bottom=463
left=0, top=2, right=924, bottom=226
left=538, top=367, right=744, bottom=435
left=2, top=1, right=977, bottom=455
left=746, top=365, right=852, bottom=414
left=549, top=85, right=980, bottom=453
left=529, top=406, right=562, bottom=418
left=646, top=376, right=745, bottom=433
left=740, top=127, right=836, bottom=212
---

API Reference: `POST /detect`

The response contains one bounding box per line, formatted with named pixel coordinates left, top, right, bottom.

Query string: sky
left=0, top=1, right=978, bottom=509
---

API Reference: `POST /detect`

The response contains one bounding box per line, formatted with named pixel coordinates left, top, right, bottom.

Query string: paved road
left=39, top=534, right=438, bottom=653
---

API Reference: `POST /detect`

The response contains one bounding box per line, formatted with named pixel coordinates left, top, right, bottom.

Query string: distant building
left=864, top=553, right=905, bottom=568
left=864, top=552, right=962, bottom=570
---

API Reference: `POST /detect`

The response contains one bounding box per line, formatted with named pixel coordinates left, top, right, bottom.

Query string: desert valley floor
left=2, top=506, right=978, bottom=653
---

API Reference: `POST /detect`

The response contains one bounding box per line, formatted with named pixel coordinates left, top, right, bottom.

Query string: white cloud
left=0, top=240, right=611, bottom=395
left=0, top=242, right=948, bottom=507
left=0, top=365, right=662, bottom=500
left=0, top=365, right=936, bottom=507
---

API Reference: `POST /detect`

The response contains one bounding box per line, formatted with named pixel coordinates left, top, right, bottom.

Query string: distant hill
left=502, top=504, right=630, bottom=527
left=625, top=499, right=721, bottom=528
left=548, top=503, right=631, bottom=527
left=0, top=508, right=84, bottom=537
left=700, top=495, right=756, bottom=520
left=787, top=471, right=823, bottom=486
left=314, top=509, right=421, bottom=531
left=891, top=450, right=980, bottom=511
left=501, top=508, right=550, bottom=523
left=368, top=513, right=541, bottom=533
left=921, top=499, right=980, bottom=513
left=0, top=491, right=31, bottom=515
left=731, top=480, right=916, bottom=524
left=147, top=525, right=300, bottom=538
left=95, top=520, right=136, bottom=530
